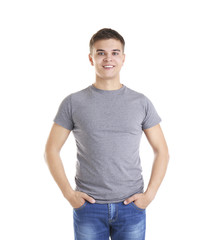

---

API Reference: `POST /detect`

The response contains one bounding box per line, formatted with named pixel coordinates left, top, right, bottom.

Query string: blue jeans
left=73, top=200, right=146, bottom=240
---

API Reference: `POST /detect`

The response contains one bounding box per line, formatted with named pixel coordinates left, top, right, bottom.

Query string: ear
left=122, top=53, right=126, bottom=66
left=88, top=53, right=94, bottom=66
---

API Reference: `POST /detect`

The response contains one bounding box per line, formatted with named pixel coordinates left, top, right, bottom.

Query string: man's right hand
left=66, top=190, right=96, bottom=209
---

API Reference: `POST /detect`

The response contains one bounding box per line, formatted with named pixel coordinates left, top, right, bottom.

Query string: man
left=44, top=28, right=169, bottom=240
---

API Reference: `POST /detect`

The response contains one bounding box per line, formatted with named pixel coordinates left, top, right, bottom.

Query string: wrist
left=144, top=188, right=156, bottom=202
left=63, top=188, right=75, bottom=202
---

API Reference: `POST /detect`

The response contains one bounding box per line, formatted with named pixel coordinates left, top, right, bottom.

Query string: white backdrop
left=1, top=0, right=205, bottom=239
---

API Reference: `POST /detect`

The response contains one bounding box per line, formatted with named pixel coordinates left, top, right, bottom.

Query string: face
left=89, top=39, right=125, bottom=81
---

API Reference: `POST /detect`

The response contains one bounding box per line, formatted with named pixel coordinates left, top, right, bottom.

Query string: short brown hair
left=89, top=28, right=125, bottom=53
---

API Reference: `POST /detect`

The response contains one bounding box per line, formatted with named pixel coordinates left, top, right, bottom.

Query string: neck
left=93, top=76, right=123, bottom=91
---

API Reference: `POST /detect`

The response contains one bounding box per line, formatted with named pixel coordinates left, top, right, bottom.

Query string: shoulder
left=61, top=86, right=90, bottom=103
left=125, top=86, right=149, bottom=103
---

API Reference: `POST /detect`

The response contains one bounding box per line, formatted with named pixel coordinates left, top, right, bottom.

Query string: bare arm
left=44, top=123, right=74, bottom=199
left=44, top=123, right=95, bottom=208
left=124, top=124, right=169, bottom=208
left=143, top=124, right=170, bottom=200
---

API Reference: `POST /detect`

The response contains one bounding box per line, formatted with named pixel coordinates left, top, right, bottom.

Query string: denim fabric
left=73, top=200, right=146, bottom=240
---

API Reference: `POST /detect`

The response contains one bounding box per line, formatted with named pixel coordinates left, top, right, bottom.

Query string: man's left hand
left=123, top=193, right=152, bottom=209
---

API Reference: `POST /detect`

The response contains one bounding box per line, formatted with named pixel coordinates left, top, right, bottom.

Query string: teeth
left=104, top=66, right=113, bottom=68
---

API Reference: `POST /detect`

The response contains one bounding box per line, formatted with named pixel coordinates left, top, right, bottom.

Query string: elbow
left=167, top=151, right=170, bottom=161
left=165, top=151, right=170, bottom=164
left=166, top=147, right=170, bottom=162
left=44, top=143, right=51, bottom=164
left=154, top=148, right=170, bottom=162
left=44, top=144, right=60, bottom=164
left=44, top=148, right=48, bottom=164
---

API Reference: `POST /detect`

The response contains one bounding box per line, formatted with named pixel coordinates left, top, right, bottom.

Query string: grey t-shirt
left=53, top=84, right=161, bottom=203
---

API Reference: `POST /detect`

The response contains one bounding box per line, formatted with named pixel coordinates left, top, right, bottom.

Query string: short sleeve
left=142, top=95, right=162, bottom=130
left=53, top=94, right=74, bottom=130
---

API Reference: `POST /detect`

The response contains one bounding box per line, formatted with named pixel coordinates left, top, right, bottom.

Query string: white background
left=0, top=0, right=205, bottom=239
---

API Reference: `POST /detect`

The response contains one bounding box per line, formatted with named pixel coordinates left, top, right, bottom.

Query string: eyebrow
left=96, top=49, right=121, bottom=52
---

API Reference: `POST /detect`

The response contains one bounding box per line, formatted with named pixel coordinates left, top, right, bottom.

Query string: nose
left=103, top=53, right=113, bottom=62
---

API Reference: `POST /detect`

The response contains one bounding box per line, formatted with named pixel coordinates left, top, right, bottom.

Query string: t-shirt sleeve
left=141, top=95, right=162, bottom=130
left=53, top=94, right=74, bottom=131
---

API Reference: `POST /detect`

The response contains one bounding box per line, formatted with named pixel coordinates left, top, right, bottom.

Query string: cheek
left=116, top=60, right=124, bottom=67
left=115, top=56, right=124, bottom=64
left=94, top=59, right=103, bottom=68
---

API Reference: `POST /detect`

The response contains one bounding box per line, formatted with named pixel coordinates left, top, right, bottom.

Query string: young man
left=44, top=28, right=169, bottom=240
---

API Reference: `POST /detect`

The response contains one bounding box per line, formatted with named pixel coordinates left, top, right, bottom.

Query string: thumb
left=124, top=194, right=139, bottom=205
left=123, top=198, right=132, bottom=205
left=83, top=193, right=96, bottom=204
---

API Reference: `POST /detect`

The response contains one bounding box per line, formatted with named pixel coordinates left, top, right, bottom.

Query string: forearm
left=145, top=151, right=169, bottom=200
left=44, top=150, right=74, bottom=200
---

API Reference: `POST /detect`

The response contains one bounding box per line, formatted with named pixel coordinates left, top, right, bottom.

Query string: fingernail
left=92, top=199, right=95, bottom=203
left=124, top=201, right=128, bottom=204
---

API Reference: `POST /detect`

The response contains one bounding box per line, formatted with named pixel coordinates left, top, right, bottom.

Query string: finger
left=124, top=194, right=139, bottom=205
left=83, top=193, right=96, bottom=204
left=124, top=198, right=132, bottom=205
left=124, top=197, right=134, bottom=205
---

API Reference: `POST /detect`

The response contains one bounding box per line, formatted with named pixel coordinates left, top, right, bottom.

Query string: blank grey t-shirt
left=53, top=84, right=161, bottom=204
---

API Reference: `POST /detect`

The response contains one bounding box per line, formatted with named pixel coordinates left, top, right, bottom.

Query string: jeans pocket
left=73, top=201, right=88, bottom=211
left=130, top=202, right=146, bottom=211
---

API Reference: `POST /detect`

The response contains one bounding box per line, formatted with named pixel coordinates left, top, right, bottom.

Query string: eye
left=97, top=52, right=105, bottom=56
left=112, top=52, right=119, bottom=55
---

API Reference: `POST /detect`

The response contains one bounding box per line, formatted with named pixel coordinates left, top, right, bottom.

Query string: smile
left=103, top=65, right=115, bottom=69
